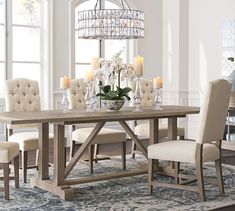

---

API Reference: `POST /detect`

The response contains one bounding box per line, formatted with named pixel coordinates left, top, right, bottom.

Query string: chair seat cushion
left=148, top=140, right=220, bottom=163
left=9, top=131, right=54, bottom=151
left=72, top=127, right=126, bottom=144
left=0, top=142, right=19, bottom=163
left=134, top=122, right=184, bottom=139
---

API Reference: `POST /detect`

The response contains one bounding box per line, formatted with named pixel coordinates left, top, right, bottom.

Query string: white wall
left=134, top=0, right=162, bottom=79
left=188, top=0, right=235, bottom=94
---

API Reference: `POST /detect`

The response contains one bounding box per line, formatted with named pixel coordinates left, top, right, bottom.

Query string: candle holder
left=85, top=82, right=92, bottom=112
left=133, top=77, right=142, bottom=112
left=61, top=89, right=69, bottom=112
left=154, top=88, right=163, bottom=110
left=90, top=81, right=98, bottom=111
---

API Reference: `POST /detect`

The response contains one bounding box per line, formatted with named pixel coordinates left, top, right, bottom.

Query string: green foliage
left=97, top=85, right=132, bottom=101
left=228, top=57, right=234, bottom=62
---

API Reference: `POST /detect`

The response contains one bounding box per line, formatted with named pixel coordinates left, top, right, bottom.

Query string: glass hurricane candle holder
left=133, top=77, right=142, bottom=112
left=61, top=89, right=69, bottom=112
left=85, top=82, right=92, bottom=112
left=154, top=88, right=163, bottom=110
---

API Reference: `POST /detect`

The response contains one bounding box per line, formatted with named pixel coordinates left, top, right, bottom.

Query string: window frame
left=0, top=0, right=51, bottom=109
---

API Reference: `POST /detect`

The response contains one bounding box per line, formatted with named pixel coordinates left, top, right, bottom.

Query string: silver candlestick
left=90, top=81, right=98, bottom=111
left=133, top=77, right=142, bottom=112
left=154, top=88, right=163, bottom=110
left=85, top=82, right=92, bottom=111
left=61, top=89, right=69, bottom=112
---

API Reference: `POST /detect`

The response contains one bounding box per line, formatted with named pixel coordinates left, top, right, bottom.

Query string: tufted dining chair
left=68, top=78, right=127, bottom=174
left=148, top=79, right=231, bottom=201
left=5, top=78, right=54, bottom=183
left=131, top=79, right=185, bottom=158
left=0, top=142, right=19, bottom=200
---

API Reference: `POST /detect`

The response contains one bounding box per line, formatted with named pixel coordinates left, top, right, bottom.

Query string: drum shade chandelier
left=77, top=0, right=144, bottom=39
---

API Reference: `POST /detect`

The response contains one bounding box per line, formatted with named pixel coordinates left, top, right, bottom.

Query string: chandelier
left=77, top=0, right=144, bottom=39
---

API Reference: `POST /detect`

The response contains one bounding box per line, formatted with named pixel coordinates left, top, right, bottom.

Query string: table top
left=0, top=105, right=200, bottom=125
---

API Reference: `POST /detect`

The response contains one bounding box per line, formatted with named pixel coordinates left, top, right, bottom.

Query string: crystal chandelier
left=77, top=0, right=144, bottom=39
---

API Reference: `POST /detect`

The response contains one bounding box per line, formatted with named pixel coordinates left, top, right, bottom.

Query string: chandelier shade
left=77, top=0, right=144, bottom=40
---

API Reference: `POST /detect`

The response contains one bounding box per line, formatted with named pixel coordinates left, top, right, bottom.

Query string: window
left=0, top=0, right=49, bottom=108
left=74, top=0, right=134, bottom=79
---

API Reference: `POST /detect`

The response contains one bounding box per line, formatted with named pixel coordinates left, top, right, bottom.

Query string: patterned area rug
left=0, top=155, right=235, bottom=211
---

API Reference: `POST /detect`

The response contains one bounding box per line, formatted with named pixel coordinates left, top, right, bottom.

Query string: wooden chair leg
left=131, top=141, right=136, bottom=159
left=64, top=147, right=67, bottom=168
left=22, top=151, right=28, bottom=183
left=70, top=140, right=76, bottom=160
left=89, top=145, right=94, bottom=174
left=215, top=159, right=225, bottom=194
left=121, top=142, right=126, bottom=170
left=14, top=155, right=19, bottom=188
left=94, top=144, right=100, bottom=163
left=148, top=159, right=154, bottom=194
left=35, top=149, right=39, bottom=171
left=196, top=160, right=205, bottom=201
left=3, top=163, right=10, bottom=200
left=175, top=161, right=180, bottom=184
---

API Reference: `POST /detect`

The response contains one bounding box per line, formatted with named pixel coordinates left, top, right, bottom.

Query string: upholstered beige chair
left=5, top=78, right=54, bottom=183
left=131, top=79, right=185, bottom=158
left=148, top=79, right=231, bottom=201
left=68, top=79, right=127, bottom=174
left=0, top=142, right=19, bottom=200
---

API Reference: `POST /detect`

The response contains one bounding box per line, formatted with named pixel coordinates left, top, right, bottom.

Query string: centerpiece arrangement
left=96, top=51, right=133, bottom=111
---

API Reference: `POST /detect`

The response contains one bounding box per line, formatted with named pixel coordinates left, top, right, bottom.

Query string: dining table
left=0, top=105, right=200, bottom=200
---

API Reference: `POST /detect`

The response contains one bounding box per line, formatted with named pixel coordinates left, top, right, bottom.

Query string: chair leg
left=148, top=159, right=154, bottom=194
left=64, top=147, right=67, bottom=168
left=215, top=159, right=225, bottom=194
left=175, top=161, right=180, bottom=184
left=35, top=149, right=39, bottom=171
left=121, top=142, right=126, bottom=170
left=89, top=145, right=94, bottom=174
left=196, top=160, right=205, bottom=201
left=94, top=144, right=100, bottom=163
left=3, top=163, right=10, bottom=200
left=22, top=151, right=28, bottom=183
left=131, top=141, right=136, bottom=159
left=70, top=140, right=76, bottom=160
left=14, top=155, right=19, bottom=188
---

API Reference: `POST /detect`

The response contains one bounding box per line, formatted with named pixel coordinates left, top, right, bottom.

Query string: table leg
left=168, top=117, right=177, bottom=140
left=54, top=123, right=65, bottom=185
left=39, top=123, right=49, bottom=180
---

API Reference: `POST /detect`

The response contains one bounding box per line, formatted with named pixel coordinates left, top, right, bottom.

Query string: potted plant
left=96, top=50, right=133, bottom=111
left=97, top=85, right=132, bottom=111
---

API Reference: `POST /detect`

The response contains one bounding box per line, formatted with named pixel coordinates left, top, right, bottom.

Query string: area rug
left=0, top=155, right=235, bottom=211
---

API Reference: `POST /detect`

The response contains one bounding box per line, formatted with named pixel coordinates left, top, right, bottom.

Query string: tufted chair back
left=5, top=78, right=41, bottom=129
left=132, top=78, right=154, bottom=107
left=68, top=78, right=86, bottom=109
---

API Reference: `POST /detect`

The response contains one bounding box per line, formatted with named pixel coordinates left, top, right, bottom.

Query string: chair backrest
left=68, top=78, right=86, bottom=109
left=197, top=79, right=231, bottom=144
left=132, top=78, right=154, bottom=107
left=5, top=78, right=41, bottom=129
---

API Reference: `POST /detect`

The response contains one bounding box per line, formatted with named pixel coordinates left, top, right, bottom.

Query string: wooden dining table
left=0, top=105, right=199, bottom=200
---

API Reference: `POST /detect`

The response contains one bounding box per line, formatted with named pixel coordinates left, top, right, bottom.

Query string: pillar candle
left=133, top=56, right=144, bottom=77
left=153, top=76, right=163, bottom=89
left=91, top=58, right=100, bottom=70
left=86, top=70, right=94, bottom=82
left=60, top=75, right=71, bottom=89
